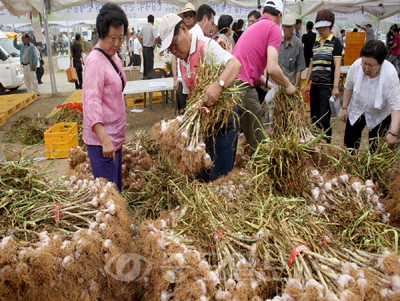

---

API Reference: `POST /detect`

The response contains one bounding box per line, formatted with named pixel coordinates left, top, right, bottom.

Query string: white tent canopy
left=2, top=0, right=400, bottom=19
left=285, top=0, right=400, bottom=20
left=1, top=0, right=399, bottom=95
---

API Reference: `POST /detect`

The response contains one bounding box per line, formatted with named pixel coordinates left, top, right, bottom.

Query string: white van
left=0, top=31, right=24, bottom=94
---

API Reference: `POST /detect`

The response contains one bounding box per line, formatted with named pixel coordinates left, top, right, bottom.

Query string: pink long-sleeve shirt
left=82, top=47, right=126, bottom=150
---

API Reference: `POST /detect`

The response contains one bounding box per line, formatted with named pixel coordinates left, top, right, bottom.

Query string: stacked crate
left=44, top=122, right=78, bottom=159
left=344, top=32, right=366, bottom=66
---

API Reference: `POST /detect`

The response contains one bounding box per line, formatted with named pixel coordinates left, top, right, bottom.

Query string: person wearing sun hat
left=232, top=0, right=296, bottom=155
left=178, top=2, right=197, bottom=29
left=303, top=9, right=342, bottom=144
left=172, top=4, right=217, bottom=114
left=159, top=13, right=241, bottom=181
left=278, top=14, right=306, bottom=89
left=172, top=3, right=198, bottom=114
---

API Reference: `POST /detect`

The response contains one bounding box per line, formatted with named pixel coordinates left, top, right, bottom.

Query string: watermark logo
left=104, top=253, right=152, bottom=281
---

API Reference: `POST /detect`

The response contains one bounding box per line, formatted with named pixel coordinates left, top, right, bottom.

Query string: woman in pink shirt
left=82, top=3, right=128, bottom=191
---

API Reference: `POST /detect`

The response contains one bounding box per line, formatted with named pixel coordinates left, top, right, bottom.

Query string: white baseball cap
left=264, top=0, right=283, bottom=13
left=159, top=13, right=182, bottom=53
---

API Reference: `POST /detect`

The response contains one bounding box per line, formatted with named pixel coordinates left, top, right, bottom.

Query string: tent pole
left=43, top=0, right=57, bottom=95
left=280, top=0, right=286, bottom=30
left=376, top=14, right=380, bottom=39
left=67, top=20, right=71, bottom=57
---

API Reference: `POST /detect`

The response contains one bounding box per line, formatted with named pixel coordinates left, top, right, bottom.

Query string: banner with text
left=0, top=3, right=257, bottom=25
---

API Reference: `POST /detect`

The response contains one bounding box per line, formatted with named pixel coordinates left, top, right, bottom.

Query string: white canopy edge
left=284, top=0, right=400, bottom=20
left=2, top=0, right=400, bottom=20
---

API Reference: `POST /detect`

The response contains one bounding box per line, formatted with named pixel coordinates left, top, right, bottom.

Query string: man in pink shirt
left=232, top=0, right=296, bottom=154
left=388, top=28, right=400, bottom=78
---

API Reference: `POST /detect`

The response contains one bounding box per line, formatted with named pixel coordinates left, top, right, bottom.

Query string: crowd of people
left=12, top=1, right=399, bottom=186
left=80, top=1, right=400, bottom=187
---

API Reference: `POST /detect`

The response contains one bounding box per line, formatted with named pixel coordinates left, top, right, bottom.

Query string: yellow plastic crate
left=0, top=93, right=37, bottom=118
left=44, top=122, right=78, bottom=159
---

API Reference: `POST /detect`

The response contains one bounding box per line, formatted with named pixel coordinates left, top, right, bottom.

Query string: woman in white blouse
left=341, top=40, right=400, bottom=150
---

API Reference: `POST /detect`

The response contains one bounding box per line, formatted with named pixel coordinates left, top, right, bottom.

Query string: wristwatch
left=217, top=78, right=224, bottom=89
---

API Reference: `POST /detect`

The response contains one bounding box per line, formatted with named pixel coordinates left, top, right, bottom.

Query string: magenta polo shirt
left=392, top=35, right=400, bottom=57
left=233, top=14, right=282, bottom=87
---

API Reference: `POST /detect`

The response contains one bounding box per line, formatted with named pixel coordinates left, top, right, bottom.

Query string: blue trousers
left=205, top=106, right=239, bottom=181
left=87, top=145, right=122, bottom=192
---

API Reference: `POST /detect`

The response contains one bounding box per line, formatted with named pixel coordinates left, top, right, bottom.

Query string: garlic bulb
left=337, top=274, right=353, bottom=290
left=339, top=174, right=349, bottom=183
left=62, top=256, right=72, bottom=268
left=197, top=279, right=207, bottom=295
left=103, top=239, right=111, bottom=250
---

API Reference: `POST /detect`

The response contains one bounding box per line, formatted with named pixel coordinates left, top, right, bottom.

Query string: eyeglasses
left=107, top=35, right=124, bottom=45
left=183, top=12, right=194, bottom=18
left=361, top=62, right=379, bottom=70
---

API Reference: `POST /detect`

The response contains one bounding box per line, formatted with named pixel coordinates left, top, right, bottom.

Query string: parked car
left=0, top=31, right=24, bottom=94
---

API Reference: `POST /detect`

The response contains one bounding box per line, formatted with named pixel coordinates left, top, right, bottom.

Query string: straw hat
left=178, top=3, right=196, bottom=17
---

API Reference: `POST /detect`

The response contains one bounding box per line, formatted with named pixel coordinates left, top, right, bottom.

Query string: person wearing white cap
left=172, top=3, right=198, bottom=113
left=232, top=0, right=296, bottom=154
left=278, top=14, right=306, bottom=89
left=159, top=13, right=241, bottom=181
left=172, top=4, right=216, bottom=113
left=303, top=9, right=342, bottom=143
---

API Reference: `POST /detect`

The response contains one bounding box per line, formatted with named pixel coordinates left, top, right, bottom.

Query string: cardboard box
left=124, top=67, right=141, bottom=81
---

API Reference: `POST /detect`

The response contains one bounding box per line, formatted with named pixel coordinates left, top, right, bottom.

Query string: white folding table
left=123, top=78, right=175, bottom=111
left=339, top=66, right=351, bottom=89
left=340, top=66, right=350, bottom=74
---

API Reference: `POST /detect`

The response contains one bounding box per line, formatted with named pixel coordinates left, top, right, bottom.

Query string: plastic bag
left=264, top=84, right=279, bottom=105
left=329, top=96, right=341, bottom=116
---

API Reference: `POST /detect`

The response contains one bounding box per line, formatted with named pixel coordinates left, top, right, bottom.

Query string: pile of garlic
left=137, top=207, right=272, bottom=301
left=273, top=257, right=400, bottom=301
left=308, top=170, right=389, bottom=224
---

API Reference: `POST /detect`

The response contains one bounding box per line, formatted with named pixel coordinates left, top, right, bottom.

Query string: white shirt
left=344, top=58, right=400, bottom=129
left=129, top=37, right=134, bottom=52
left=133, top=38, right=142, bottom=55
left=190, top=24, right=204, bottom=38
left=177, top=24, right=205, bottom=86
left=138, top=23, right=158, bottom=47
left=180, top=35, right=234, bottom=94
left=331, top=24, right=341, bottom=39
left=36, top=48, right=41, bottom=68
